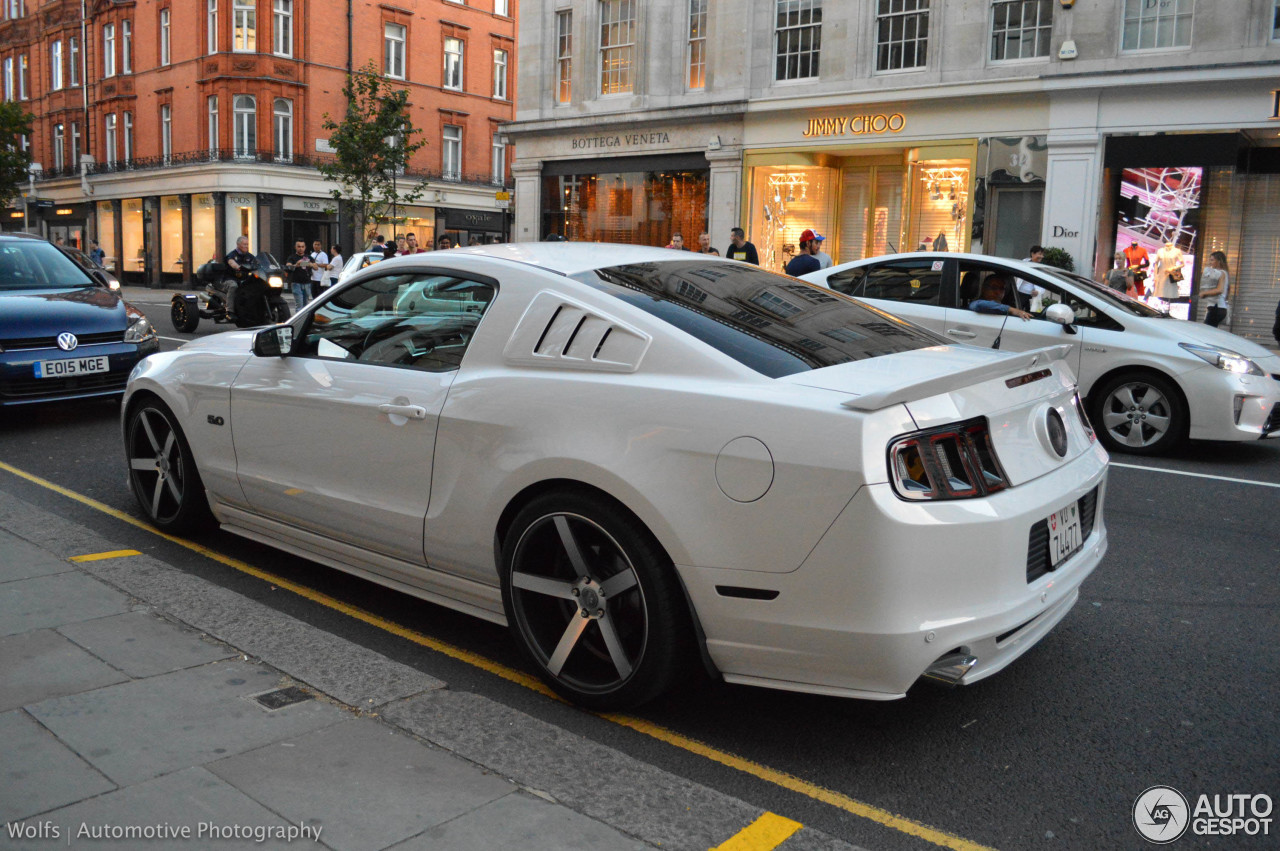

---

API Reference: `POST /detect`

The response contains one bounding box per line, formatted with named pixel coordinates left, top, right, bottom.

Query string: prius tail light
left=888, top=417, right=1009, bottom=501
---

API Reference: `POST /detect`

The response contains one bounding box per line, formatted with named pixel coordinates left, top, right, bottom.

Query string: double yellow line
left=0, top=459, right=993, bottom=851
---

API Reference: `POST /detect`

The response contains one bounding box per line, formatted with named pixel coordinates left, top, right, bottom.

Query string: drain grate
left=251, top=686, right=312, bottom=711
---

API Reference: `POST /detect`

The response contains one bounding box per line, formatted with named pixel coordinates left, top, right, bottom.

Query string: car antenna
left=992, top=312, right=1010, bottom=350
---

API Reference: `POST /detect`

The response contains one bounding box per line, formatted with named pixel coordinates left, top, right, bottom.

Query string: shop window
left=839, top=166, right=903, bottom=263
left=443, top=125, right=462, bottom=180
left=121, top=20, right=132, bottom=74
left=69, top=37, right=80, bottom=86
left=51, top=41, right=63, bottom=90
left=274, top=0, right=292, bottom=57
left=97, top=201, right=117, bottom=268
left=444, top=37, right=464, bottom=91
left=748, top=166, right=835, bottom=273
left=493, top=48, right=507, bottom=99
left=192, top=194, right=217, bottom=266
left=233, top=0, right=255, bottom=52
left=208, top=0, right=218, bottom=54
left=556, top=11, right=572, bottom=103
left=909, top=161, right=968, bottom=254
left=541, top=170, right=708, bottom=246
left=384, top=23, right=406, bottom=79
left=990, top=0, right=1051, bottom=61
left=875, top=0, right=929, bottom=72
left=774, top=0, right=821, bottom=81
left=273, top=97, right=292, bottom=162
left=1121, top=0, right=1192, bottom=51
left=234, top=94, right=256, bottom=158
left=688, top=0, right=707, bottom=89
left=161, top=196, right=183, bottom=279
left=599, top=0, right=635, bottom=95
left=121, top=199, right=145, bottom=278
left=103, top=23, right=116, bottom=77
left=160, top=9, right=171, bottom=65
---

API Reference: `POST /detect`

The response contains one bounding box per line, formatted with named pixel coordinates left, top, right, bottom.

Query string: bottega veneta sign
left=802, top=113, right=906, bottom=138
left=571, top=131, right=671, bottom=150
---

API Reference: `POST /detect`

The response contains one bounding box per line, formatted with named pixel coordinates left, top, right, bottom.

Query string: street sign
left=496, top=200, right=510, bottom=209
left=495, top=191, right=510, bottom=201
left=36, top=200, right=54, bottom=208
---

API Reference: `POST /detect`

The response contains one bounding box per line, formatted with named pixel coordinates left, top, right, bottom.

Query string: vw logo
left=56, top=332, right=79, bottom=352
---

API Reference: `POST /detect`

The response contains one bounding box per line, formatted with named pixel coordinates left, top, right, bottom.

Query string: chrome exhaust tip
left=921, top=652, right=978, bottom=687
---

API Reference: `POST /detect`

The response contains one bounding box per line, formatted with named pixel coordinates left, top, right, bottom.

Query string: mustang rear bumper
left=678, top=443, right=1109, bottom=699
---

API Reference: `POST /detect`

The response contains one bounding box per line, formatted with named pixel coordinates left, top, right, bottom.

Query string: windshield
left=1033, top=265, right=1167, bottom=318
left=574, top=260, right=946, bottom=378
left=0, top=241, right=96, bottom=291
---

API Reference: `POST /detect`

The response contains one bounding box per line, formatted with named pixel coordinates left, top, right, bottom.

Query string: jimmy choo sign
left=802, top=113, right=906, bottom=138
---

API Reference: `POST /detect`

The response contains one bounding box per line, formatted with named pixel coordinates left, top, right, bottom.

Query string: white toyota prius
left=123, top=244, right=1108, bottom=708
left=802, top=252, right=1280, bottom=455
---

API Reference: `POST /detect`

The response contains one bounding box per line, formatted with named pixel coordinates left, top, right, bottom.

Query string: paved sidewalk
left=0, top=529, right=650, bottom=851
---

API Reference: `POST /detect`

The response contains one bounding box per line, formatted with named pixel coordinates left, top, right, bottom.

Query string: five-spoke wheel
left=1092, top=373, right=1186, bottom=455
left=126, top=400, right=212, bottom=532
left=501, top=493, right=691, bottom=709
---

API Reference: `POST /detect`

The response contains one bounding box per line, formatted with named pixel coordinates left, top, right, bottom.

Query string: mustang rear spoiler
left=840, top=344, right=1073, bottom=412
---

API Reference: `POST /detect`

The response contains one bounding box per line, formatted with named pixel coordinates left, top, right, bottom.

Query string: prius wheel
left=1092, top=373, right=1187, bottom=455
left=126, top=400, right=213, bottom=533
left=501, top=493, right=692, bottom=710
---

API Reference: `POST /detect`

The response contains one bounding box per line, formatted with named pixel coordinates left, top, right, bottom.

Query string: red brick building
left=1, top=0, right=516, bottom=284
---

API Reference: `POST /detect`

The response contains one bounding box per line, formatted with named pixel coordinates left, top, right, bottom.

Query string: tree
left=319, top=61, right=426, bottom=246
left=0, top=101, right=34, bottom=210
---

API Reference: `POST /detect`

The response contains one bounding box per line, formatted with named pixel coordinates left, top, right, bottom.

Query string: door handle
left=946, top=329, right=977, bottom=339
left=377, top=403, right=427, bottom=420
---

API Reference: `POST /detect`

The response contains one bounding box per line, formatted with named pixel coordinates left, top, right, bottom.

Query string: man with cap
left=813, top=233, right=832, bottom=269
left=784, top=229, right=822, bottom=277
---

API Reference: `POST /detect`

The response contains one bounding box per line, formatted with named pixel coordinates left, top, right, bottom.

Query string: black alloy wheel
left=1091, top=372, right=1187, bottom=455
left=171, top=299, right=199, bottom=333
left=501, top=492, right=693, bottom=710
left=125, top=400, right=213, bottom=533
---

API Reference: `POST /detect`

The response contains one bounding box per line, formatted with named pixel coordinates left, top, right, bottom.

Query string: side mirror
left=90, top=269, right=115, bottom=289
left=1044, top=303, right=1077, bottom=334
left=252, top=325, right=294, bottom=358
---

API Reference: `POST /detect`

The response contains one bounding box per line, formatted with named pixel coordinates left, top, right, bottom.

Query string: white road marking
left=1110, top=462, right=1280, bottom=489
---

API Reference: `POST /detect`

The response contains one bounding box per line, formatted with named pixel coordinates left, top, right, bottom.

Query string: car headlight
left=1179, top=343, right=1265, bottom=376
left=124, top=309, right=157, bottom=343
left=268, top=275, right=284, bottom=288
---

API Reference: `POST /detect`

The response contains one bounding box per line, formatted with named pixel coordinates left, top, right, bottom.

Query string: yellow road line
left=711, top=812, right=802, bottom=850
left=0, top=459, right=994, bottom=851
left=69, top=549, right=142, bottom=562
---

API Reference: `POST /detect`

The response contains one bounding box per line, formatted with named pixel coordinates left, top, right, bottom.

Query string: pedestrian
left=284, top=239, right=312, bottom=311
left=326, top=244, right=343, bottom=290
left=666, top=233, right=689, bottom=250
left=1105, top=252, right=1134, bottom=294
left=813, top=233, right=832, bottom=269
left=1123, top=240, right=1150, bottom=295
left=381, top=241, right=398, bottom=260
left=1198, top=250, right=1230, bottom=328
left=395, top=235, right=409, bottom=256
left=438, top=235, right=454, bottom=250
left=696, top=233, right=714, bottom=254
left=784, top=229, right=822, bottom=277
left=370, top=233, right=387, bottom=253
left=405, top=233, right=422, bottom=254
left=726, top=227, right=759, bottom=265
left=468, top=236, right=482, bottom=246
left=88, top=240, right=105, bottom=265
left=1152, top=240, right=1185, bottom=301
left=1015, top=244, right=1048, bottom=307
left=309, top=239, right=330, bottom=300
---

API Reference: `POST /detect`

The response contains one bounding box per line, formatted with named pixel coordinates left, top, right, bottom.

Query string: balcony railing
left=35, top=149, right=512, bottom=190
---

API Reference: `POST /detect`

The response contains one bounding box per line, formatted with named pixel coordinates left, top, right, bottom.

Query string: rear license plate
left=34, top=356, right=109, bottom=378
left=1048, top=501, right=1084, bottom=567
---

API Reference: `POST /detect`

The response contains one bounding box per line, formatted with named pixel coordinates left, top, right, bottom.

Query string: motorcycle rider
left=225, top=235, right=269, bottom=325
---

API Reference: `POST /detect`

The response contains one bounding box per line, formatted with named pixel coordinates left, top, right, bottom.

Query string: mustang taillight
left=888, top=417, right=1009, bottom=501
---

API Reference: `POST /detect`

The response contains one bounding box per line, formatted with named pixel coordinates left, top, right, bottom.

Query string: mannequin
left=1153, top=241, right=1185, bottom=301
left=1123, top=241, right=1150, bottom=295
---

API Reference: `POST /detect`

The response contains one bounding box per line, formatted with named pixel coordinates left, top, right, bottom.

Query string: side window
left=1034, top=281, right=1118, bottom=330
left=859, top=260, right=944, bottom=305
left=298, top=273, right=494, bottom=372
left=826, top=267, right=867, bottom=297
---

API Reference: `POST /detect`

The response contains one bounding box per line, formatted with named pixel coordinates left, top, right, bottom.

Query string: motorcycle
left=171, top=251, right=292, bottom=333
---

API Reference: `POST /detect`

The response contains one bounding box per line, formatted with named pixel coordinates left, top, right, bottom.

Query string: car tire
left=1090, top=372, right=1187, bottom=455
left=171, top=299, right=199, bottom=333
left=500, top=491, right=693, bottom=710
left=125, top=399, right=214, bottom=534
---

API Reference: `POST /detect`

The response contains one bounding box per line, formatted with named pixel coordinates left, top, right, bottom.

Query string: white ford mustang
left=123, top=244, right=1108, bottom=708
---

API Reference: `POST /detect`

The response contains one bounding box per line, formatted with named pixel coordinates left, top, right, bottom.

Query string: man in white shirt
left=813, top=233, right=832, bottom=269
left=309, top=240, right=330, bottom=300
left=1017, top=243, right=1047, bottom=308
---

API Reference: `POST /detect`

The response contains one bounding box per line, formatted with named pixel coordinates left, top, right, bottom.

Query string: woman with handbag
left=1152, top=241, right=1185, bottom=301
left=1198, top=250, right=1230, bottom=328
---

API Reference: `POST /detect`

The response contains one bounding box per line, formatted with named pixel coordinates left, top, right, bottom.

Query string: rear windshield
left=573, top=260, right=945, bottom=378
left=0, top=241, right=96, bottom=291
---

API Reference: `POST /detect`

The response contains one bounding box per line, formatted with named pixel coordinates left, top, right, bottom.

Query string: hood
left=1161, top=320, right=1277, bottom=361
left=0, top=287, right=128, bottom=337
left=174, top=329, right=259, bottom=352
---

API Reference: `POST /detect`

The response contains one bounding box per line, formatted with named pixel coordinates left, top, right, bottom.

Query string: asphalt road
left=1, top=289, right=1277, bottom=850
